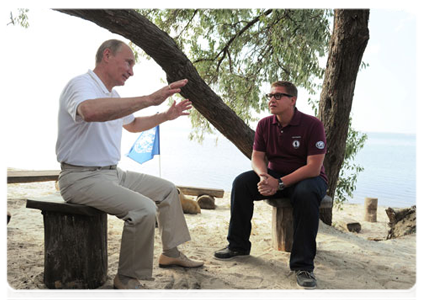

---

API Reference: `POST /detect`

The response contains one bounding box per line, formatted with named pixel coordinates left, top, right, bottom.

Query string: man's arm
left=280, top=154, right=325, bottom=186
left=77, top=79, right=188, bottom=122
left=251, top=150, right=274, bottom=193
left=123, top=99, right=192, bottom=133
left=251, top=150, right=268, bottom=178
left=257, top=154, right=325, bottom=197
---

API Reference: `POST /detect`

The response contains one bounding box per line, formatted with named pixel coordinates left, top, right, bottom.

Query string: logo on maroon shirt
left=293, top=140, right=300, bottom=149
left=316, top=141, right=325, bottom=149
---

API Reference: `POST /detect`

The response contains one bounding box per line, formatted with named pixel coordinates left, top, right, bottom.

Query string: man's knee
left=161, top=179, right=177, bottom=193
left=232, top=171, right=258, bottom=190
left=291, top=178, right=324, bottom=208
left=158, top=180, right=178, bottom=202
left=123, top=200, right=157, bottom=226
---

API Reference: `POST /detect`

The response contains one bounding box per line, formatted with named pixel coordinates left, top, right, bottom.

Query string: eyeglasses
left=265, top=93, right=293, bottom=100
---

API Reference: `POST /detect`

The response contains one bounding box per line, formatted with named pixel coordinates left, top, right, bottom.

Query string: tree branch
left=214, top=9, right=273, bottom=73
left=174, top=9, right=198, bottom=40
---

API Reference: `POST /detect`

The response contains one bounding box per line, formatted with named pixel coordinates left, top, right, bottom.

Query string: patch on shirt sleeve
left=315, top=141, right=325, bottom=150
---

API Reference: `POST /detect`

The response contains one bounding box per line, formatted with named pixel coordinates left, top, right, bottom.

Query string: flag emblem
left=127, top=126, right=160, bottom=164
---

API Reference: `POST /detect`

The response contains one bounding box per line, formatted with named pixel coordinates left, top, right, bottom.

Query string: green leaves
left=139, top=9, right=332, bottom=140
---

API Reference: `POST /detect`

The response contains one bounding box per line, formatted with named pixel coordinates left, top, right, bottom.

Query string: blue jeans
left=227, top=170, right=327, bottom=271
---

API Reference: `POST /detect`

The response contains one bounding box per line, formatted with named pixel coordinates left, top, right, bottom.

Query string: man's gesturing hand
left=165, top=99, right=192, bottom=121
left=150, top=79, right=189, bottom=106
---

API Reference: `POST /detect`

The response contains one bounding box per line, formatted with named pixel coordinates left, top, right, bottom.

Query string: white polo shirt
left=56, top=70, right=135, bottom=166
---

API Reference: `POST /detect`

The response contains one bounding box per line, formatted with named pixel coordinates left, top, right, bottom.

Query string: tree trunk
left=318, top=9, right=370, bottom=224
left=55, top=9, right=255, bottom=159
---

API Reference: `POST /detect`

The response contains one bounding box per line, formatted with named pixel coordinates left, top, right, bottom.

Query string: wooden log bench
left=6, top=169, right=225, bottom=199
left=266, top=195, right=333, bottom=252
left=7, top=169, right=61, bottom=183
left=26, top=193, right=107, bottom=289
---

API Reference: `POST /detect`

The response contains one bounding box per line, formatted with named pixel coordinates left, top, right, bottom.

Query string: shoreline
left=6, top=167, right=416, bottom=210
left=6, top=181, right=416, bottom=290
left=6, top=182, right=415, bottom=210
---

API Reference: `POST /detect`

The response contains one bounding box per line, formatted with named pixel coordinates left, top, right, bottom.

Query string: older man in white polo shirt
left=56, top=39, right=203, bottom=289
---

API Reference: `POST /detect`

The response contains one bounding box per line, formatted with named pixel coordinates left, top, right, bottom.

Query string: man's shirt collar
left=272, top=108, right=301, bottom=127
left=87, top=69, right=112, bottom=95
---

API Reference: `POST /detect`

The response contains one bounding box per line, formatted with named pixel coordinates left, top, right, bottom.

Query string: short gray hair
left=95, top=39, right=125, bottom=65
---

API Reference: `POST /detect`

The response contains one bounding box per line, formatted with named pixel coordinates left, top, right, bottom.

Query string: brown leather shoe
left=159, top=252, right=204, bottom=268
left=113, top=275, right=151, bottom=300
left=113, top=274, right=144, bottom=289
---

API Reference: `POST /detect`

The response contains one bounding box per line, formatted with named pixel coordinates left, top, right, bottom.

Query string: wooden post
left=267, top=195, right=333, bottom=252
left=364, top=197, right=378, bottom=222
left=27, top=194, right=108, bottom=289
left=272, top=207, right=294, bottom=252
left=43, top=211, right=107, bottom=291
left=42, top=210, right=108, bottom=289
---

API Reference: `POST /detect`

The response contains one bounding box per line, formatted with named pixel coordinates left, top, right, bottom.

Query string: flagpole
left=157, top=124, right=162, bottom=178
left=159, top=154, right=162, bottom=178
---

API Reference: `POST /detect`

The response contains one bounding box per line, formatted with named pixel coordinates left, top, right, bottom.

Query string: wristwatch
left=277, top=178, right=285, bottom=191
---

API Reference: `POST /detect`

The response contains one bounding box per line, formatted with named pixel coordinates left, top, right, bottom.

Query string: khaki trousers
left=58, top=166, right=191, bottom=279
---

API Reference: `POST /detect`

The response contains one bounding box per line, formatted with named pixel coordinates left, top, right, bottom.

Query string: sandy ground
left=6, top=181, right=417, bottom=296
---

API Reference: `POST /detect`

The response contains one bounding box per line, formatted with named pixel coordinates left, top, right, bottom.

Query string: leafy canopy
left=139, top=9, right=332, bottom=140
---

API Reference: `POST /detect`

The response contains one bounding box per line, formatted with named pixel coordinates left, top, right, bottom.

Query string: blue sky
left=0, top=7, right=419, bottom=172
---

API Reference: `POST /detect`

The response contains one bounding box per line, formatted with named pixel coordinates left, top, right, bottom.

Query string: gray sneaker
left=295, top=270, right=316, bottom=289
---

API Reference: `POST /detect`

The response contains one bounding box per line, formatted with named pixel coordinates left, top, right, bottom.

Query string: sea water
left=120, top=128, right=416, bottom=208
left=347, top=132, right=416, bottom=208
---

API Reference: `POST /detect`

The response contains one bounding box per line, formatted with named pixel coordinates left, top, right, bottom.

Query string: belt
left=61, top=162, right=117, bottom=171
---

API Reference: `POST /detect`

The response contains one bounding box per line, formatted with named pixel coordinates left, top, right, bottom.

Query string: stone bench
left=266, top=195, right=333, bottom=252
left=26, top=193, right=107, bottom=289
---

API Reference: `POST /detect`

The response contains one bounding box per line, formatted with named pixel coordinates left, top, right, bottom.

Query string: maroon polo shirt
left=253, top=108, right=328, bottom=183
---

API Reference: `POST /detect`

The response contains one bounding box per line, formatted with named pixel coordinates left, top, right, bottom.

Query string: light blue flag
left=127, top=125, right=160, bottom=165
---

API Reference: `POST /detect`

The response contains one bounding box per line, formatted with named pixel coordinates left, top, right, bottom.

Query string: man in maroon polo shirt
left=214, top=81, right=328, bottom=289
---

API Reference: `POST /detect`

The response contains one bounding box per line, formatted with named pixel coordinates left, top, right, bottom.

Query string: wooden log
left=176, top=186, right=224, bottom=198
left=7, top=170, right=60, bottom=183
left=196, top=195, right=216, bottom=209
left=272, top=206, right=294, bottom=252
left=7, top=170, right=225, bottom=198
left=385, top=206, right=416, bottom=239
left=178, top=189, right=201, bottom=214
left=43, top=210, right=108, bottom=289
left=266, top=195, right=333, bottom=209
left=266, top=195, right=333, bottom=252
left=338, top=218, right=361, bottom=233
left=364, top=197, right=378, bottom=222
left=26, top=194, right=108, bottom=289
left=26, top=193, right=103, bottom=216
